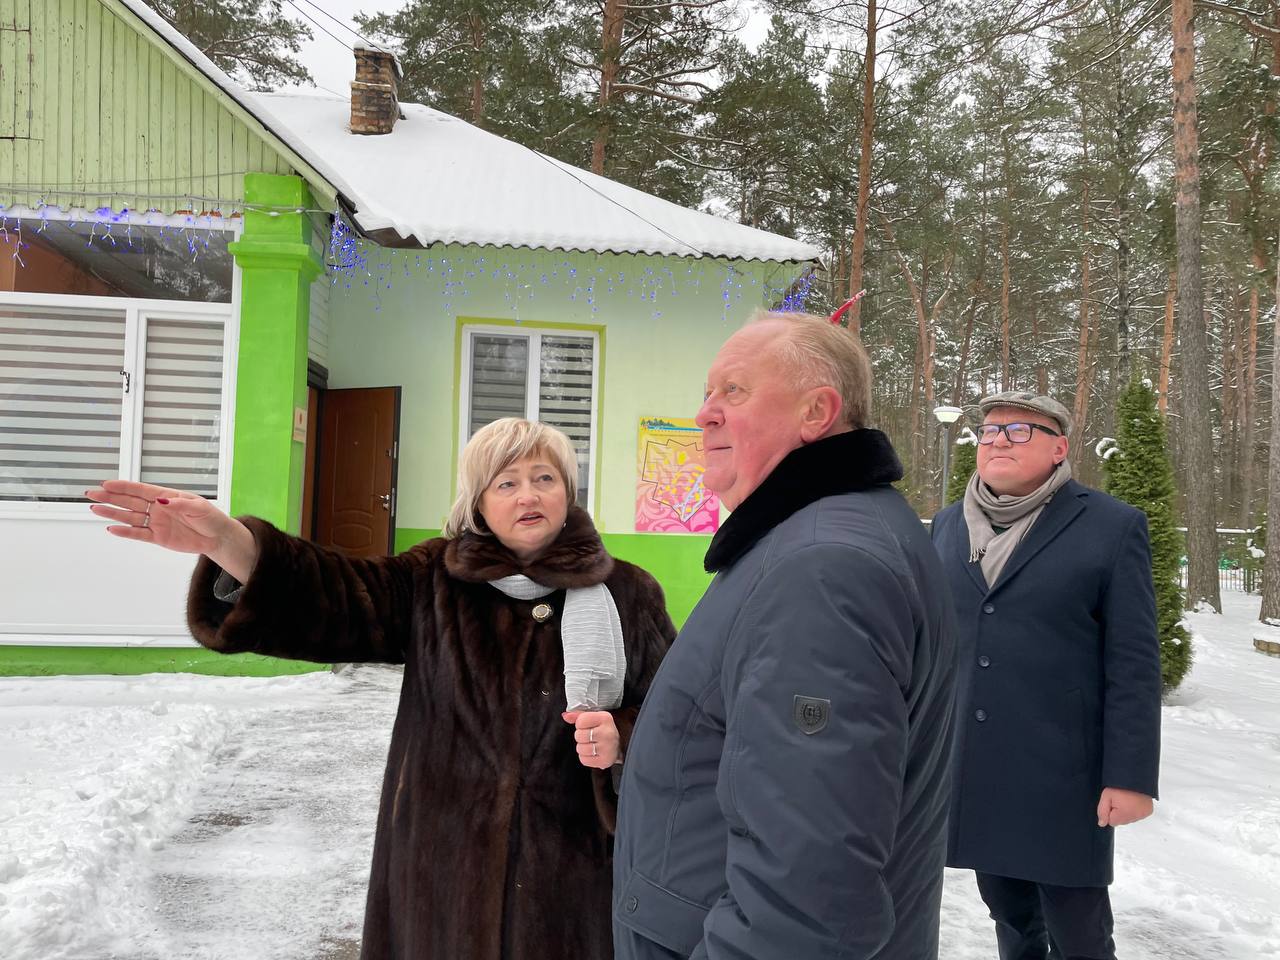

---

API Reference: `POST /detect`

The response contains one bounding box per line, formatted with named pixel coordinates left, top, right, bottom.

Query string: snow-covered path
left=0, top=667, right=396, bottom=960
left=1, top=592, right=1277, bottom=959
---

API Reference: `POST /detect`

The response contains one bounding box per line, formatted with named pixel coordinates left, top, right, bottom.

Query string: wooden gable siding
left=0, top=0, right=317, bottom=215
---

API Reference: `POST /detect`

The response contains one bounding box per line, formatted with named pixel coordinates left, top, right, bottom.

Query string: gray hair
left=751, top=310, right=874, bottom=429
left=443, top=418, right=579, bottom=539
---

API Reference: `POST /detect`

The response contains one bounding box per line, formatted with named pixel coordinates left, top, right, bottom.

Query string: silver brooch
left=532, top=603, right=553, bottom=623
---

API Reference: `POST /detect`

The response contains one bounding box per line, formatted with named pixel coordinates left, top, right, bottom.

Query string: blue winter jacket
left=613, top=430, right=958, bottom=960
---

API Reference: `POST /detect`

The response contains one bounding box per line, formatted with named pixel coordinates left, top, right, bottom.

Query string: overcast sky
left=280, top=0, right=770, bottom=99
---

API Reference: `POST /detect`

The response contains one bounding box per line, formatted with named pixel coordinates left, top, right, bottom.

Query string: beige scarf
left=963, top=460, right=1072, bottom=587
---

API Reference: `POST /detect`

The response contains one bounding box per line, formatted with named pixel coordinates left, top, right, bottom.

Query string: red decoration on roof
left=829, top=289, right=867, bottom=325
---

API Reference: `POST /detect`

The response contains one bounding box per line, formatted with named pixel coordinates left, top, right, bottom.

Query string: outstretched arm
left=88, top=480, right=421, bottom=665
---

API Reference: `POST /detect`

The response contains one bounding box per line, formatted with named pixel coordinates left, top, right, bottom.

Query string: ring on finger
left=142, top=501, right=153, bottom=528
left=592, top=743, right=598, bottom=757
left=588, top=728, right=595, bottom=743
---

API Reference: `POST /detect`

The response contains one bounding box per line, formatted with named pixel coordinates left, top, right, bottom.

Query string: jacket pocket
left=614, top=869, right=711, bottom=956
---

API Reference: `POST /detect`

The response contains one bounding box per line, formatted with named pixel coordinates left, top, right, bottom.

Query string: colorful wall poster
left=635, top=417, right=720, bottom=533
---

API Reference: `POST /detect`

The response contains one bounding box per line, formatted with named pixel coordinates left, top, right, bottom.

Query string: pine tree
left=143, top=0, right=312, bottom=90
left=701, top=16, right=825, bottom=235
left=1103, top=379, right=1192, bottom=693
left=946, top=429, right=978, bottom=505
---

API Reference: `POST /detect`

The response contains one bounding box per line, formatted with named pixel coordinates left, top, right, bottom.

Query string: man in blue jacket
left=930, top=391, right=1162, bottom=960
left=613, top=311, right=957, bottom=959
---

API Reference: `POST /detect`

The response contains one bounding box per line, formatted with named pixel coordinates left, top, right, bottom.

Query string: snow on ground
left=0, top=667, right=397, bottom=960
left=0, top=591, right=1277, bottom=959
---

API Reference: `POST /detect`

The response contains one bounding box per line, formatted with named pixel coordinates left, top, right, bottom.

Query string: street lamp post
left=933, top=405, right=964, bottom=508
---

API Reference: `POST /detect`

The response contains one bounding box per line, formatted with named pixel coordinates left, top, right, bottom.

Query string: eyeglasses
left=976, top=422, right=1061, bottom=444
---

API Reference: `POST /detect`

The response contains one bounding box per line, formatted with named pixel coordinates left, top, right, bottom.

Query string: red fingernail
left=156, top=498, right=170, bottom=505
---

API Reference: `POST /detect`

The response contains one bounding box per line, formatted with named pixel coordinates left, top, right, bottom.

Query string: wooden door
left=313, top=387, right=400, bottom=556
left=300, top=386, right=320, bottom=539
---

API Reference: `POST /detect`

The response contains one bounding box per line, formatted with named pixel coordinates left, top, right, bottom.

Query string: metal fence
left=1178, top=527, right=1263, bottom=594
left=1179, top=566, right=1259, bottom=594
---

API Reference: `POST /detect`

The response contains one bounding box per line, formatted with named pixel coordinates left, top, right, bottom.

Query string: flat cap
left=978, top=390, right=1072, bottom=436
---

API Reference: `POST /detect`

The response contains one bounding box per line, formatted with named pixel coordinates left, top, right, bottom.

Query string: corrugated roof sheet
left=255, top=93, right=821, bottom=263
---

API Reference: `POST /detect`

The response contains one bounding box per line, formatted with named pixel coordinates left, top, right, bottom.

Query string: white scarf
left=488, top=575, right=626, bottom=711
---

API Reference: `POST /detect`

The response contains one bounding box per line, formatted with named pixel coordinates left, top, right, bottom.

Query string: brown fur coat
left=186, top=507, right=675, bottom=960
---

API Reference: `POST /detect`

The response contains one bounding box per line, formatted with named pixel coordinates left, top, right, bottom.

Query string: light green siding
left=2, top=0, right=332, bottom=214
left=330, top=247, right=796, bottom=630
left=326, top=245, right=781, bottom=536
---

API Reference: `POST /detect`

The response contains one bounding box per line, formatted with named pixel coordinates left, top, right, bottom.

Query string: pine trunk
left=1261, top=245, right=1280, bottom=621
left=1032, top=302, right=1048, bottom=394
left=592, top=0, right=625, bottom=175
left=1000, top=219, right=1011, bottom=390
left=1072, top=102, right=1092, bottom=450
left=469, top=15, right=486, bottom=125
left=1171, top=0, right=1221, bottom=612
left=848, top=0, right=877, bottom=336
left=1159, top=270, right=1176, bottom=414
left=1220, top=294, right=1239, bottom=513
left=1072, top=208, right=1092, bottom=449
left=999, top=130, right=1012, bottom=391
left=954, top=294, right=979, bottom=406
left=1243, top=246, right=1263, bottom=524
left=955, top=156, right=989, bottom=405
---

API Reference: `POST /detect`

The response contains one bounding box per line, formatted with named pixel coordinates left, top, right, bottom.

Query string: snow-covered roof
left=117, top=0, right=820, bottom=264
left=254, top=93, right=820, bottom=263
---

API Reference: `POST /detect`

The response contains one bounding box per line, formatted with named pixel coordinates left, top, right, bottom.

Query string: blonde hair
left=750, top=310, right=874, bottom=429
left=444, top=418, right=579, bottom=538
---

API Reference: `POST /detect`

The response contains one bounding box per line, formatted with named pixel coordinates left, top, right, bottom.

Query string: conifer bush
left=1103, top=379, right=1192, bottom=693
left=945, top=428, right=978, bottom=506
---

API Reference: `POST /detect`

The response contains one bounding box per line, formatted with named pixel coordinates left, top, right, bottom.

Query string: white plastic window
left=461, top=326, right=599, bottom=510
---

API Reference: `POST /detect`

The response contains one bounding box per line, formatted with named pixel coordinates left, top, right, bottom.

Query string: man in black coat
left=612, top=311, right=958, bottom=959
left=930, top=391, right=1162, bottom=960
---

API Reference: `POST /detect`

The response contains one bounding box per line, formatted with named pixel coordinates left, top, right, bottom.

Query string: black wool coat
left=185, top=507, right=675, bottom=960
left=613, top=430, right=958, bottom=960
left=931, top=480, right=1162, bottom=887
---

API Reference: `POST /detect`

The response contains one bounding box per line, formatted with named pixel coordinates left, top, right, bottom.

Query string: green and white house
left=0, top=0, right=819, bottom=675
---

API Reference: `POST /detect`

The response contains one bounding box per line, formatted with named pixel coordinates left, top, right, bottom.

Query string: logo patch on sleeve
left=792, top=695, right=831, bottom=735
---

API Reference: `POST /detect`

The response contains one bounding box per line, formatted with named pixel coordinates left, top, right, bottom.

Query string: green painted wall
left=2, top=0, right=332, bottom=215
left=0, top=645, right=325, bottom=677
left=602, top=532, right=714, bottom=627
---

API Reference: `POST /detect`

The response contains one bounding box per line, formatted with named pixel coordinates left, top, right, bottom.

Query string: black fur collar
left=445, top=505, right=614, bottom=588
left=704, top=429, right=904, bottom=572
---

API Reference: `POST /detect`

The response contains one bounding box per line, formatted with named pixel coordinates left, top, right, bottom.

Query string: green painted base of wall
left=395, top=527, right=713, bottom=627
left=394, top=527, right=439, bottom=555
left=601, top=533, right=713, bottom=628
left=0, top=646, right=328, bottom=677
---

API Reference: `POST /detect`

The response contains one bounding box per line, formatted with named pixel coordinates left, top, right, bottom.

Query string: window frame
left=0, top=290, right=239, bottom=520
left=458, top=323, right=601, bottom=517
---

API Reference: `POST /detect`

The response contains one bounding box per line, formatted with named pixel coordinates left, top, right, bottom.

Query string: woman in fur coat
left=86, top=418, right=676, bottom=960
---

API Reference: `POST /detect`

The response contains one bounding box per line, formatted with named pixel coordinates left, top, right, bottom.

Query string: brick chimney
left=350, top=46, right=402, bottom=135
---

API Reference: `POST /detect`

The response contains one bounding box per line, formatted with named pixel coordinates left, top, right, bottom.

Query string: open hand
left=563, top=711, right=621, bottom=769
left=85, top=480, right=257, bottom=581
